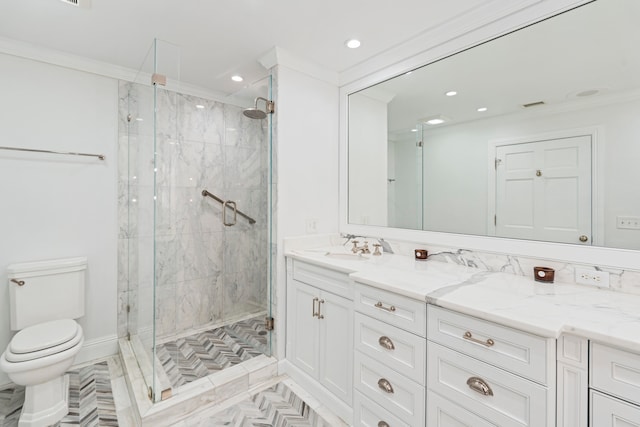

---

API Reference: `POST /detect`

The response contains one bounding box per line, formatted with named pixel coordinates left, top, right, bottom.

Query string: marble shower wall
left=118, top=81, right=270, bottom=339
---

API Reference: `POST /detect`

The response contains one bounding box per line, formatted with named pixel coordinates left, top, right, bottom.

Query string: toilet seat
left=5, top=319, right=82, bottom=363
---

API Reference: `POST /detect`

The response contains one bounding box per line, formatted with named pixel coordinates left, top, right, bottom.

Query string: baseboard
left=74, top=334, right=119, bottom=366
left=280, top=360, right=353, bottom=425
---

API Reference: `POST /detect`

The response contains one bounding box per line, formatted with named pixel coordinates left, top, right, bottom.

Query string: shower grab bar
left=201, top=190, right=256, bottom=225
left=0, top=145, right=105, bottom=160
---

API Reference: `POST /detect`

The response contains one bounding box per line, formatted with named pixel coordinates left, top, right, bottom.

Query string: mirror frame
left=339, top=0, right=639, bottom=270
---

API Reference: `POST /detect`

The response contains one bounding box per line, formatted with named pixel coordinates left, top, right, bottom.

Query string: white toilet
left=0, top=257, right=86, bottom=427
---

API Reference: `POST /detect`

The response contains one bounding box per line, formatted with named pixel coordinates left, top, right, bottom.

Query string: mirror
left=348, top=0, right=640, bottom=250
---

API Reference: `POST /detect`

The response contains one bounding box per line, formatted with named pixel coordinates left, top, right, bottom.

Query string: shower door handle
left=222, top=200, right=237, bottom=226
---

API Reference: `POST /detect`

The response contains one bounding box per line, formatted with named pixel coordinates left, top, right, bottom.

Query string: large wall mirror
left=348, top=0, right=640, bottom=251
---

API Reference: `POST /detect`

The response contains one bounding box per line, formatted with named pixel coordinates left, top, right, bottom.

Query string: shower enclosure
left=118, top=39, right=273, bottom=403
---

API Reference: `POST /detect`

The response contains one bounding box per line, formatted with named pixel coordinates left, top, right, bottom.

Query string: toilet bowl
left=1, top=257, right=87, bottom=427
left=1, top=319, right=84, bottom=427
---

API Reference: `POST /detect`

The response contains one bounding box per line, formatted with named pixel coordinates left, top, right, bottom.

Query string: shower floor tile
left=156, top=316, right=269, bottom=389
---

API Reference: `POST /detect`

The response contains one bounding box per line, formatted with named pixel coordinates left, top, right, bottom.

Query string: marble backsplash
left=118, top=81, right=271, bottom=340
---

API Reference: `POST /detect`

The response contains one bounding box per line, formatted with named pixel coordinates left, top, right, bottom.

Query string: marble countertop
left=286, top=246, right=640, bottom=352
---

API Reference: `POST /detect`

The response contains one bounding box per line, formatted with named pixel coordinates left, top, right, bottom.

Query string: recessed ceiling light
left=411, top=128, right=418, bottom=132
left=135, top=117, right=143, bottom=121
left=231, top=75, right=244, bottom=82
left=427, top=118, right=445, bottom=125
left=445, top=91, right=457, bottom=97
left=477, top=107, right=488, bottom=112
left=345, top=39, right=361, bottom=49
left=196, top=104, right=205, bottom=109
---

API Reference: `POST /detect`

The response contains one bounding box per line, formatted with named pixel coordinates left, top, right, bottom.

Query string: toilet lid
left=10, top=319, right=80, bottom=354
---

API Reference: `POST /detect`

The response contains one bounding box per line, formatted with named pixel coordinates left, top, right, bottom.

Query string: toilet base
left=18, top=374, right=70, bottom=427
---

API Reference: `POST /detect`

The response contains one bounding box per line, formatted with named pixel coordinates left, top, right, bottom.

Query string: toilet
left=0, top=257, right=86, bottom=427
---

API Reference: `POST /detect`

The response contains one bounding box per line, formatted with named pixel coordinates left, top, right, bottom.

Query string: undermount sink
left=324, top=252, right=369, bottom=261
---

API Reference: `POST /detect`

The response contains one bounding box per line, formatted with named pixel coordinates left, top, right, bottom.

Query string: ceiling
left=0, top=0, right=486, bottom=97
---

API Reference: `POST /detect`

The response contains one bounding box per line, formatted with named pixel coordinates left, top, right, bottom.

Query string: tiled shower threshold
left=119, top=315, right=278, bottom=426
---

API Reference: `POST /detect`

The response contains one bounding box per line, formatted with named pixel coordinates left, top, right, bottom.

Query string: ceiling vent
left=522, top=101, right=545, bottom=108
left=59, top=0, right=91, bottom=9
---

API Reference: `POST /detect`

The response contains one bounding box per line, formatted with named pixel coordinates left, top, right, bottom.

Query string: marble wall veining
left=117, top=81, right=271, bottom=342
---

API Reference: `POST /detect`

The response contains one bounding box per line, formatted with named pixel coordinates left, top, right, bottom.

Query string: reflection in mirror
left=348, top=0, right=640, bottom=250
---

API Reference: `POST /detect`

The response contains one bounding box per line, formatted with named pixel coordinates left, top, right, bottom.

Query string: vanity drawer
left=354, top=312, right=426, bottom=384
left=427, top=342, right=549, bottom=427
left=590, top=390, right=640, bottom=426
left=427, top=390, right=498, bottom=427
left=591, top=342, right=640, bottom=406
left=354, top=283, right=426, bottom=337
left=353, top=391, right=411, bottom=427
left=354, top=351, right=425, bottom=427
left=427, top=305, right=550, bottom=384
left=292, top=260, right=352, bottom=299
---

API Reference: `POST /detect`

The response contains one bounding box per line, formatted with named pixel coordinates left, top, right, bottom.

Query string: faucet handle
left=372, top=243, right=382, bottom=256
left=363, top=241, right=370, bottom=254
left=351, top=240, right=360, bottom=253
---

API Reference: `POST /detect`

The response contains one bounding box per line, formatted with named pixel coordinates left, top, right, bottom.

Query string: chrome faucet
left=351, top=240, right=370, bottom=254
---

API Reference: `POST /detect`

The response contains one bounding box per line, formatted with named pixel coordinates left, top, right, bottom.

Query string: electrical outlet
left=305, top=218, right=318, bottom=234
left=617, top=216, right=640, bottom=230
left=575, top=267, right=610, bottom=288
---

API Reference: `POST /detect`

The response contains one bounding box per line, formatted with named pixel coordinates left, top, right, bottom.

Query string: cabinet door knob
left=579, top=235, right=589, bottom=242
left=377, top=378, right=394, bottom=394
left=378, top=422, right=390, bottom=427
left=378, top=336, right=395, bottom=350
left=467, top=376, right=493, bottom=396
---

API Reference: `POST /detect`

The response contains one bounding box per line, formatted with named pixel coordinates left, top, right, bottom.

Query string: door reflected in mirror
left=348, top=0, right=640, bottom=250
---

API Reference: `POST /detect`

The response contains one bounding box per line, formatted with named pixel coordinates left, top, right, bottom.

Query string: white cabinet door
left=288, top=280, right=320, bottom=379
left=287, top=277, right=353, bottom=406
left=591, top=390, right=640, bottom=427
left=319, top=291, right=353, bottom=405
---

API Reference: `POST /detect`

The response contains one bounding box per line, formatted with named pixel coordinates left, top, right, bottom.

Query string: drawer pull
left=467, top=376, right=494, bottom=396
left=375, top=301, right=396, bottom=312
left=312, top=297, right=319, bottom=317
left=378, top=336, right=395, bottom=350
left=463, top=331, right=495, bottom=347
left=318, top=299, right=325, bottom=319
left=378, top=422, right=390, bottom=427
left=377, top=378, right=394, bottom=394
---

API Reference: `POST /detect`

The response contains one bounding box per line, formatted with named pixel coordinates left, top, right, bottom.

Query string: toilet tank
left=7, top=257, right=87, bottom=330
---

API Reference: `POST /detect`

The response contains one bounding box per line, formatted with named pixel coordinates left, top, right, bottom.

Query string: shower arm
left=255, top=97, right=275, bottom=113
left=201, top=190, right=256, bottom=225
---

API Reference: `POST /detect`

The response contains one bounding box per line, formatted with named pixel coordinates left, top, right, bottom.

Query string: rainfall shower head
left=243, top=97, right=275, bottom=119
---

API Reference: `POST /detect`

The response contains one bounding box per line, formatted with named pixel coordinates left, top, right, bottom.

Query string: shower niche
left=117, top=39, right=275, bottom=410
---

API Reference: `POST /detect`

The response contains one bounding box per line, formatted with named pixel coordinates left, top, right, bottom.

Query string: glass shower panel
left=123, top=38, right=273, bottom=404
left=122, top=40, right=158, bottom=400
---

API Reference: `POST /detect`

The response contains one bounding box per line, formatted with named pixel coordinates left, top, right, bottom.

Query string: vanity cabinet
left=286, top=260, right=353, bottom=406
left=426, top=305, right=555, bottom=427
left=352, top=283, right=427, bottom=427
left=589, top=342, right=640, bottom=426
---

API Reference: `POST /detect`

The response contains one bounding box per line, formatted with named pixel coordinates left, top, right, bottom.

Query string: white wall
left=348, top=93, right=388, bottom=226
left=274, top=65, right=339, bottom=358
left=0, top=53, right=118, bottom=386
